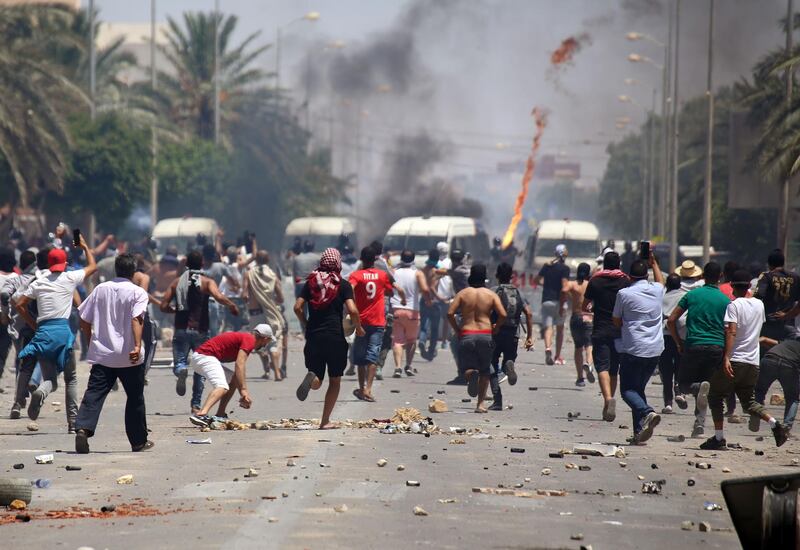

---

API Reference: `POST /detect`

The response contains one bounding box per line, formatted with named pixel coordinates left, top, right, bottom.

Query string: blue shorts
left=353, top=326, right=385, bottom=366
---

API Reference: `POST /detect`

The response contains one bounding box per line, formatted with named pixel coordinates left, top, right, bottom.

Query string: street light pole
left=213, top=0, right=220, bottom=145
left=702, top=0, right=715, bottom=265
left=150, top=0, right=158, bottom=230
left=669, top=0, right=681, bottom=271
left=780, top=0, right=795, bottom=257
left=274, top=12, right=320, bottom=100
left=649, top=87, right=657, bottom=238
left=89, top=0, right=96, bottom=120
left=661, top=11, right=672, bottom=238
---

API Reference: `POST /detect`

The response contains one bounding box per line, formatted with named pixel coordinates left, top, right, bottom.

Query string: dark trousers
left=708, top=362, right=767, bottom=424
left=419, top=300, right=440, bottom=354
left=619, top=353, right=659, bottom=434
left=0, top=324, right=12, bottom=379
left=76, top=363, right=147, bottom=448
left=490, top=330, right=519, bottom=404
left=658, top=334, right=680, bottom=406
left=755, top=355, right=800, bottom=430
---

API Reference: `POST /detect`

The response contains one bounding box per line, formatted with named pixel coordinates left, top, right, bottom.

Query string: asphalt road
left=0, top=333, right=795, bottom=550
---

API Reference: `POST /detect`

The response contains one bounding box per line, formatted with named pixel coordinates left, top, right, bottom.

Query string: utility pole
left=150, top=0, right=158, bottom=230
left=89, top=0, right=96, bottom=120
left=780, top=0, right=795, bottom=257
left=648, top=87, right=657, bottom=238
left=660, top=5, right=673, bottom=238
left=641, top=115, right=648, bottom=239
left=213, top=0, right=221, bottom=145
left=702, top=0, right=715, bottom=265
left=669, top=0, right=681, bottom=271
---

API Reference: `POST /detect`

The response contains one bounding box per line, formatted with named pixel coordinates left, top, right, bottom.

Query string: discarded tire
left=0, top=478, right=32, bottom=505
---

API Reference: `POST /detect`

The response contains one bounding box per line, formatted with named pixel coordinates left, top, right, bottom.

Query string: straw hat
left=674, top=260, right=703, bottom=278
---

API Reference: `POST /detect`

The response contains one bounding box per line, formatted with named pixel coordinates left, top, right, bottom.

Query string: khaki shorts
left=392, top=309, right=420, bottom=346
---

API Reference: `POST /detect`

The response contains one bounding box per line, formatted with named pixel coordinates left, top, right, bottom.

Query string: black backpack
left=497, top=284, right=522, bottom=327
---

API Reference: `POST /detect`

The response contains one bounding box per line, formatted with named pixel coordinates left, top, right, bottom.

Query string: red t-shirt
left=719, top=282, right=751, bottom=300
left=196, top=332, right=256, bottom=363
left=349, top=268, right=393, bottom=327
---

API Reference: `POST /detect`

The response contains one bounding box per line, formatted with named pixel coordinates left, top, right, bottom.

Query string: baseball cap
left=253, top=324, right=274, bottom=339
left=555, top=244, right=567, bottom=257
left=48, top=248, right=68, bottom=272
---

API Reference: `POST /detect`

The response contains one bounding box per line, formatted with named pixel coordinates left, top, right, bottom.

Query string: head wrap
left=307, top=247, right=342, bottom=310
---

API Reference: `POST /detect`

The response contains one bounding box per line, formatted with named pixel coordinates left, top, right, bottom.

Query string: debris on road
left=244, top=468, right=259, bottom=478
left=268, top=516, right=279, bottom=523
left=100, top=505, right=116, bottom=513
left=437, top=498, right=457, bottom=503
left=695, top=463, right=711, bottom=470
left=699, top=521, right=711, bottom=532
left=377, top=458, right=388, bottom=467
left=407, top=481, right=421, bottom=487
left=65, top=466, right=81, bottom=471
left=186, top=438, right=212, bottom=444
left=34, top=454, right=53, bottom=464
left=510, top=448, right=525, bottom=453
left=12, top=464, right=23, bottom=470
left=286, top=459, right=296, bottom=467
left=334, top=504, right=348, bottom=513
left=472, top=487, right=567, bottom=498
left=681, top=521, right=694, bottom=531
left=450, top=439, right=465, bottom=444
left=770, top=394, right=785, bottom=405
left=26, top=422, right=38, bottom=432
left=667, top=435, right=685, bottom=443
left=641, top=480, right=666, bottom=494
left=570, top=533, right=584, bottom=540
left=687, top=478, right=696, bottom=487
left=571, top=444, right=625, bottom=458
left=116, top=475, right=134, bottom=485
left=428, top=400, right=448, bottom=413
left=397, top=465, right=406, bottom=471
left=413, top=506, right=428, bottom=516
left=541, top=468, right=551, bottom=476
left=8, top=499, right=26, bottom=510
left=703, top=501, right=723, bottom=511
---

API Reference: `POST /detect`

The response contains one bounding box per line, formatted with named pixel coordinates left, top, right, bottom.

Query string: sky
left=92, top=0, right=791, bottom=236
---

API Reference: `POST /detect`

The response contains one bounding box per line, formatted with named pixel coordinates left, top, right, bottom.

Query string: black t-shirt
left=756, top=269, right=800, bottom=316
left=301, top=279, right=354, bottom=338
left=537, top=261, right=570, bottom=303
left=765, top=339, right=800, bottom=365
left=584, top=275, right=630, bottom=340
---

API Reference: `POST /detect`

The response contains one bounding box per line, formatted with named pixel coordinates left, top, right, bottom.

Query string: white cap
left=253, top=324, right=274, bottom=339
left=437, top=241, right=449, bottom=255
left=555, top=244, right=567, bottom=257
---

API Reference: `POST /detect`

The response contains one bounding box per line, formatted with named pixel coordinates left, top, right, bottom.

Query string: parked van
left=152, top=217, right=220, bottom=257
left=383, top=216, right=490, bottom=267
left=283, top=216, right=356, bottom=253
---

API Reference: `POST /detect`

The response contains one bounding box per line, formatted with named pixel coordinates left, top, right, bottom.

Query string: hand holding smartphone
left=73, top=228, right=82, bottom=249
left=639, top=240, right=650, bottom=260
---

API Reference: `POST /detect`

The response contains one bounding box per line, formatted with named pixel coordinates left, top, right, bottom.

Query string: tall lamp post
left=669, top=0, right=682, bottom=271
left=780, top=0, right=795, bottom=258
left=702, top=0, right=715, bottom=265
left=618, top=93, right=656, bottom=240
left=275, top=11, right=320, bottom=94
left=150, top=0, right=158, bottom=230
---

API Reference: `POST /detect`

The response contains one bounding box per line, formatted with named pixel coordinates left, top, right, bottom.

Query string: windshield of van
left=535, top=238, right=599, bottom=259
left=384, top=235, right=447, bottom=254
left=283, top=234, right=348, bottom=252
left=156, top=236, right=202, bottom=256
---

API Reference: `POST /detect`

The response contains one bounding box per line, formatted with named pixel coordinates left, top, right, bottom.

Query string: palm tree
left=155, top=11, right=271, bottom=144
left=0, top=5, right=88, bottom=212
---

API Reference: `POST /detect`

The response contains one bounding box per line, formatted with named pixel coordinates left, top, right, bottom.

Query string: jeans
left=16, top=351, right=78, bottom=427
left=208, top=300, right=222, bottom=337
left=377, top=305, right=394, bottom=369
left=352, top=326, right=385, bottom=366
left=490, top=329, right=519, bottom=403
left=658, top=334, right=680, bottom=406
left=418, top=300, right=440, bottom=353
left=76, top=363, right=147, bottom=448
left=172, top=329, right=209, bottom=410
left=222, top=298, right=247, bottom=332
left=755, top=355, right=800, bottom=430
left=619, top=353, right=659, bottom=434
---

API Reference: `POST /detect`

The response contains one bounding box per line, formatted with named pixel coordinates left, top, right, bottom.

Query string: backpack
left=497, top=284, right=522, bottom=327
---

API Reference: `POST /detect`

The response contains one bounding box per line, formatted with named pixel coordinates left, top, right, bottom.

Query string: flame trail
left=501, top=108, right=547, bottom=250
left=550, top=33, right=591, bottom=68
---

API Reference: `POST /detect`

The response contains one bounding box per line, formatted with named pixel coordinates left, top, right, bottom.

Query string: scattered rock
left=268, top=517, right=279, bottom=523
left=397, top=465, right=406, bottom=471
left=12, top=464, right=24, bottom=470
left=65, top=465, right=82, bottom=471
left=695, top=463, right=711, bottom=470
left=755, top=436, right=765, bottom=442
left=755, top=450, right=765, bottom=456
left=681, top=521, right=694, bottom=531
left=450, top=438, right=466, bottom=444
left=100, top=505, right=116, bottom=513
left=641, top=480, right=665, bottom=494
left=282, top=492, right=289, bottom=498
left=541, top=468, right=552, bottom=476
left=687, top=478, right=696, bottom=487
left=770, top=394, right=786, bottom=406
left=253, top=421, right=270, bottom=430
left=244, top=468, right=259, bottom=478
left=334, top=504, right=348, bottom=513
left=286, top=459, right=296, bottom=467
left=377, top=458, right=388, bottom=467
left=565, top=463, right=578, bottom=470
left=26, top=422, right=39, bottom=432
left=699, top=521, right=711, bottom=532
left=578, top=465, right=591, bottom=471
left=619, top=462, right=627, bottom=468
left=571, top=533, right=584, bottom=541
left=667, top=435, right=685, bottom=442
left=437, top=498, right=457, bottom=503
left=407, top=480, right=421, bottom=487
left=413, top=505, right=428, bottom=516
left=8, top=499, right=26, bottom=510
left=428, top=399, right=448, bottom=413
left=116, top=474, right=134, bottom=485
left=722, top=467, right=731, bottom=473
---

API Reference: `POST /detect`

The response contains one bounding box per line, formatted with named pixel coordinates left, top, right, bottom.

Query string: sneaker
left=691, top=425, right=705, bottom=438
left=545, top=349, right=554, bottom=366
left=68, top=425, right=76, bottom=434
left=675, top=394, right=689, bottom=410
left=602, top=398, right=616, bottom=422
left=75, top=429, right=90, bottom=454
left=405, top=366, right=415, bottom=377
left=445, top=376, right=467, bottom=385
left=175, top=370, right=188, bottom=396
left=466, top=371, right=479, bottom=398
left=132, top=440, right=155, bottom=452
left=375, top=368, right=384, bottom=381
left=296, top=371, right=316, bottom=402
left=661, top=405, right=674, bottom=414
left=637, top=412, right=661, bottom=443
left=696, top=381, right=710, bottom=412
left=488, top=402, right=503, bottom=411
left=27, top=389, right=44, bottom=421
left=10, top=404, right=21, bottom=420
left=393, top=368, right=403, bottom=379
left=498, top=374, right=509, bottom=385
left=582, top=363, right=595, bottom=383
left=773, top=422, right=789, bottom=447
left=749, top=414, right=761, bottom=432
left=699, top=435, right=727, bottom=450
left=419, top=341, right=427, bottom=357
left=280, top=366, right=287, bottom=379
left=575, top=378, right=586, bottom=387
left=345, top=366, right=356, bottom=376
left=554, top=357, right=565, bottom=365
left=504, top=360, right=517, bottom=385
left=189, top=414, right=212, bottom=428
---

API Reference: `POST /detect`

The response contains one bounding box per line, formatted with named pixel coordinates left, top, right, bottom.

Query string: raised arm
left=79, top=234, right=97, bottom=279
left=203, top=277, right=239, bottom=316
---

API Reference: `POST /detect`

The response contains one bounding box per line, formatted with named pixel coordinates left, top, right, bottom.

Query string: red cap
left=47, top=248, right=68, bottom=272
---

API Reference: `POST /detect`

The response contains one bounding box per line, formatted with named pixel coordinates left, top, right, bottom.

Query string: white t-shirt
left=723, top=297, right=765, bottom=365
left=23, top=269, right=86, bottom=322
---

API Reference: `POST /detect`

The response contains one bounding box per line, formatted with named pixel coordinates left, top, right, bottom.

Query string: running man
left=565, top=262, right=595, bottom=387
left=448, top=264, right=507, bottom=413
left=390, top=250, right=430, bottom=378
left=188, top=325, right=273, bottom=427
left=349, top=246, right=406, bottom=402
left=243, top=250, right=285, bottom=381
left=537, top=244, right=570, bottom=365
left=295, top=248, right=364, bottom=429
left=489, top=263, right=533, bottom=410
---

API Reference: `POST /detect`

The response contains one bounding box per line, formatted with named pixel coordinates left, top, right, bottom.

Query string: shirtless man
left=563, top=262, right=596, bottom=387
left=448, top=264, right=507, bottom=413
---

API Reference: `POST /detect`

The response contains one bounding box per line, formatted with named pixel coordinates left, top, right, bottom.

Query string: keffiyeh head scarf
left=308, top=247, right=342, bottom=309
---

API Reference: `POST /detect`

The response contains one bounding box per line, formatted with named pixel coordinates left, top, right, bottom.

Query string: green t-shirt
left=678, top=284, right=730, bottom=347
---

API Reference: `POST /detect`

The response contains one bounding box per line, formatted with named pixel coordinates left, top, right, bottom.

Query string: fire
left=501, top=108, right=547, bottom=250
left=550, top=33, right=591, bottom=68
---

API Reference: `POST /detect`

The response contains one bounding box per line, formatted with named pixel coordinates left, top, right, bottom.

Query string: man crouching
left=448, top=264, right=507, bottom=413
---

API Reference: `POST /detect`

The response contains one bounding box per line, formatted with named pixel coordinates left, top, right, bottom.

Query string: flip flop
left=353, top=388, right=366, bottom=401
left=466, top=370, right=478, bottom=398
left=296, top=371, right=316, bottom=402
left=363, top=393, right=376, bottom=403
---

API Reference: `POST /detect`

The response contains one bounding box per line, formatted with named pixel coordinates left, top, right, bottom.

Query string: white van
left=383, top=216, right=490, bottom=267
left=521, top=219, right=600, bottom=274
left=152, top=217, right=220, bottom=256
left=283, top=216, right=356, bottom=253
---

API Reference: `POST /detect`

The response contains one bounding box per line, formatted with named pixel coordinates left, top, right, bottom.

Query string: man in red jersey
left=348, top=246, right=406, bottom=402
left=188, top=324, right=273, bottom=427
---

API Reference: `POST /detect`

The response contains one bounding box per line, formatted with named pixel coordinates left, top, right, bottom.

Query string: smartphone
left=73, top=228, right=81, bottom=249
left=640, top=240, right=650, bottom=260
